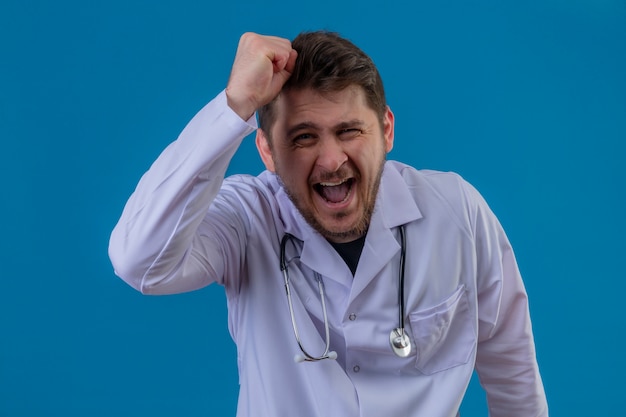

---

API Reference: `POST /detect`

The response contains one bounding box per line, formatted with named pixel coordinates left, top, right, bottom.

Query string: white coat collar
left=271, top=161, right=422, bottom=293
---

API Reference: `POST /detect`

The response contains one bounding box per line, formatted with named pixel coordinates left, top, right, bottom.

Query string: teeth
left=319, top=179, right=348, bottom=187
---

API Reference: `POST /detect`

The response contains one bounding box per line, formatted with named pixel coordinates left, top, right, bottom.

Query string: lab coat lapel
left=272, top=162, right=423, bottom=294
left=300, top=236, right=353, bottom=287
left=349, top=163, right=423, bottom=303
left=275, top=181, right=354, bottom=288
left=349, top=216, right=399, bottom=302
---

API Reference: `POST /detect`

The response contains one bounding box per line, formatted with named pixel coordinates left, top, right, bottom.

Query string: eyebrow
left=285, top=119, right=367, bottom=138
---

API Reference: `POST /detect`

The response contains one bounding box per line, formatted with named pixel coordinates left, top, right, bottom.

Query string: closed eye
left=292, top=133, right=317, bottom=147
left=338, top=128, right=362, bottom=139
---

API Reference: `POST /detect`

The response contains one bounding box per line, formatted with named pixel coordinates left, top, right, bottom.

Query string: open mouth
left=313, top=178, right=355, bottom=204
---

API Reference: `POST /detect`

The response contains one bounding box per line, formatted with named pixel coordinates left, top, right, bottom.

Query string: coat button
left=348, top=313, right=357, bottom=321
left=353, top=365, right=360, bottom=373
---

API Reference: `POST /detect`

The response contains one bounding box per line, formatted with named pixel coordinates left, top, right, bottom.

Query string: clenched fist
left=225, top=33, right=298, bottom=121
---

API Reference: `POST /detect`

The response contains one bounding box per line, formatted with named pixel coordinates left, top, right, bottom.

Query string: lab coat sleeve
left=465, top=182, right=549, bottom=416
left=108, top=91, right=257, bottom=294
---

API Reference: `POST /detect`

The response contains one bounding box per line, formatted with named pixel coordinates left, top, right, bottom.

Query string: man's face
left=256, top=86, right=394, bottom=243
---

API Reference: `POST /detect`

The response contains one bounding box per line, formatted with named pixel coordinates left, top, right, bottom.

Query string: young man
left=109, top=31, right=548, bottom=416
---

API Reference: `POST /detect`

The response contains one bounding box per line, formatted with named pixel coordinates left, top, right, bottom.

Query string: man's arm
left=466, top=182, right=549, bottom=416
left=108, top=33, right=297, bottom=294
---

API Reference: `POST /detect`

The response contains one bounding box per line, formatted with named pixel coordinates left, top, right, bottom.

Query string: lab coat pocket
left=409, top=285, right=475, bottom=375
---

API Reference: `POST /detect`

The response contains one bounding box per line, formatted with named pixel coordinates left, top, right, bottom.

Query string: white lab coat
left=109, top=91, right=548, bottom=417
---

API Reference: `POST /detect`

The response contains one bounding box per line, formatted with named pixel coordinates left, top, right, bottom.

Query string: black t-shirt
left=329, top=235, right=367, bottom=276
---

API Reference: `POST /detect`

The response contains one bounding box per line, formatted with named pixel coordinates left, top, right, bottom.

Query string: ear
left=255, top=129, right=276, bottom=172
left=383, top=106, right=395, bottom=153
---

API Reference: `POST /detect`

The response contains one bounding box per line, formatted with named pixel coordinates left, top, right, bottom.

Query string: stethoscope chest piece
left=389, top=327, right=412, bottom=358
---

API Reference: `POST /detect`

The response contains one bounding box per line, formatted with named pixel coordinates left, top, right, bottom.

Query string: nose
left=316, top=137, right=348, bottom=173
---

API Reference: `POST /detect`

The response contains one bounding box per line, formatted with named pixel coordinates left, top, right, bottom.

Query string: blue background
left=1, top=0, right=625, bottom=415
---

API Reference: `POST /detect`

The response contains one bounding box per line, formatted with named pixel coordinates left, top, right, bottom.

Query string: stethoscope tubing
left=280, top=226, right=408, bottom=362
left=398, top=225, right=407, bottom=336
left=281, top=234, right=335, bottom=362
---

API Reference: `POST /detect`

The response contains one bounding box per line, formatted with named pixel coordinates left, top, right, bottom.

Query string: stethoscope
left=280, top=225, right=411, bottom=363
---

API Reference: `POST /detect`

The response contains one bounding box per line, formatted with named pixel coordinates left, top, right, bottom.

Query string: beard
left=275, top=159, right=386, bottom=243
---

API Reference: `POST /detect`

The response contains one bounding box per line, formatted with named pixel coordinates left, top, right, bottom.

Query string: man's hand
left=225, top=33, right=298, bottom=121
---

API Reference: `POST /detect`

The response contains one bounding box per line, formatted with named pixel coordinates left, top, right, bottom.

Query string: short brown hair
left=257, top=31, right=387, bottom=134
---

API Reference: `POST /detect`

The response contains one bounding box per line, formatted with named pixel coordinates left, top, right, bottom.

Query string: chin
left=319, top=218, right=368, bottom=242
